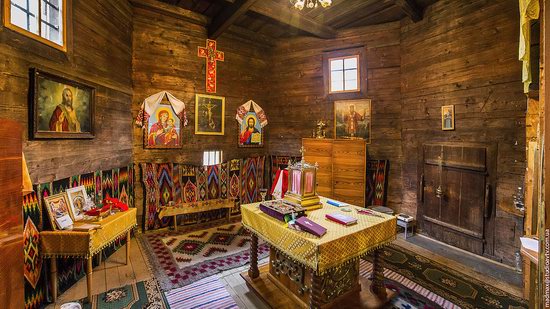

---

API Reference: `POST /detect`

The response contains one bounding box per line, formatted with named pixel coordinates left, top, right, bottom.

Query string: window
left=329, top=55, right=359, bottom=93
left=3, top=0, right=66, bottom=51
left=203, top=150, right=223, bottom=166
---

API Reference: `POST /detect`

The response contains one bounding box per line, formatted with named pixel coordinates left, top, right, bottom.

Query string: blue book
left=326, top=199, right=347, bottom=207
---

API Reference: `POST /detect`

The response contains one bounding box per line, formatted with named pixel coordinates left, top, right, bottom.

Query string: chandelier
left=290, top=0, right=332, bottom=10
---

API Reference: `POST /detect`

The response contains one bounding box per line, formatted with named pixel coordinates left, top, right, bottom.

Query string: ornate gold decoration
left=320, top=262, right=358, bottom=302
left=271, top=249, right=308, bottom=295
left=290, top=0, right=332, bottom=10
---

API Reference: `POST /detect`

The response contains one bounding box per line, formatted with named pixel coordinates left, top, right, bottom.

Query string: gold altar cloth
left=40, top=208, right=137, bottom=258
left=241, top=198, right=396, bottom=274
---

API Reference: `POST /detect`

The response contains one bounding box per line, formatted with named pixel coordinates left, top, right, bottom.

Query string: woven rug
left=138, top=222, right=269, bottom=291
left=367, top=244, right=528, bottom=309
left=75, top=279, right=166, bottom=309
left=164, top=275, right=238, bottom=309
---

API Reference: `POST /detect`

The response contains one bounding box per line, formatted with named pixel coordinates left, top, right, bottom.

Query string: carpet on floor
left=74, top=279, right=166, bottom=309
left=164, top=275, right=238, bottom=309
left=138, top=222, right=269, bottom=291
left=366, top=244, right=529, bottom=309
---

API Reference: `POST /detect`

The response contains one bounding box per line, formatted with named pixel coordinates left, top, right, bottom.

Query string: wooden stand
left=242, top=234, right=395, bottom=309
left=49, top=234, right=132, bottom=303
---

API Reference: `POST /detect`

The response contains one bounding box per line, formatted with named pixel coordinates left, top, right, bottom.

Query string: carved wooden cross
left=198, top=39, right=224, bottom=93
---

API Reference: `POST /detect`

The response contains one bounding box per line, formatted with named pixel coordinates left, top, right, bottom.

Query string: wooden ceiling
left=157, top=0, right=438, bottom=40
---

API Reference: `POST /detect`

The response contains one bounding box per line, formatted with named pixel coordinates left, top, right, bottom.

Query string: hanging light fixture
left=291, top=0, right=332, bottom=10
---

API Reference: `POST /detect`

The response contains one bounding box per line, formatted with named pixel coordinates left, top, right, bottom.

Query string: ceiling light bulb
left=294, top=0, right=305, bottom=10
left=319, top=0, right=332, bottom=7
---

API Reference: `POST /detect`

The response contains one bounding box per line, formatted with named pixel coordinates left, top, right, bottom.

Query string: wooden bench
left=158, top=198, right=236, bottom=231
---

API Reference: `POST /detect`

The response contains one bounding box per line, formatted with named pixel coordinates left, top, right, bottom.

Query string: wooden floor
left=47, top=231, right=524, bottom=308
left=46, top=234, right=270, bottom=309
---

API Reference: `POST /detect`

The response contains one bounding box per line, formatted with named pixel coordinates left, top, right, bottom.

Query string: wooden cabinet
left=0, top=120, right=24, bottom=309
left=303, top=138, right=367, bottom=206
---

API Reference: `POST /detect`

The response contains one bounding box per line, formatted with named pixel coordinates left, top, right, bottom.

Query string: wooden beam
left=225, top=25, right=276, bottom=47
left=129, top=0, right=209, bottom=26
left=249, top=0, right=337, bottom=39
left=395, top=0, right=422, bottom=22
left=209, top=0, right=260, bottom=39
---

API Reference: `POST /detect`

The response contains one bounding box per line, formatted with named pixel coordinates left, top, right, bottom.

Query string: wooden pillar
left=126, top=229, right=131, bottom=265
left=309, top=270, right=323, bottom=309
left=248, top=233, right=259, bottom=279
left=371, top=248, right=387, bottom=301
left=86, top=257, right=93, bottom=303
left=50, top=257, right=58, bottom=302
left=173, top=215, right=178, bottom=231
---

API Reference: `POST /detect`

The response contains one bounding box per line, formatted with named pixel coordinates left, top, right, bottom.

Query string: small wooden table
left=241, top=199, right=397, bottom=309
left=158, top=198, right=235, bottom=231
left=40, top=208, right=137, bottom=303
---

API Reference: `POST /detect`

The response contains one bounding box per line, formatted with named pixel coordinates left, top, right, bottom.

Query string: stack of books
left=259, top=199, right=306, bottom=222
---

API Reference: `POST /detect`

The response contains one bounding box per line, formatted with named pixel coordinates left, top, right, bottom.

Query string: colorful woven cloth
left=241, top=156, right=265, bottom=204
left=40, top=209, right=137, bottom=258
left=241, top=197, right=396, bottom=274
left=138, top=221, right=269, bottom=290
left=366, top=159, right=389, bottom=206
left=165, top=276, right=238, bottom=309
left=77, top=279, right=167, bottom=309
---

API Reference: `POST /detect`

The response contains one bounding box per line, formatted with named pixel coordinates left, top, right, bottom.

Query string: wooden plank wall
left=400, top=0, right=526, bottom=265
left=0, top=0, right=134, bottom=183
left=268, top=22, right=404, bottom=209
left=131, top=5, right=272, bottom=216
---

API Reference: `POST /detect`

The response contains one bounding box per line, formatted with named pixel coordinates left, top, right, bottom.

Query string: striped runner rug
left=164, top=276, right=238, bottom=309
left=360, top=260, right=459, bottom=309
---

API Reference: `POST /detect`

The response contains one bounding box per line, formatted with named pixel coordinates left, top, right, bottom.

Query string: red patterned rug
left=138, top=222, right=269, bottom=291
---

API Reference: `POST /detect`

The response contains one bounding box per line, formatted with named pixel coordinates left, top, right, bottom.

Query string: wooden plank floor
left=47, top=231, right=524, bottom=308
left=46, top=236, right=270, bottom=309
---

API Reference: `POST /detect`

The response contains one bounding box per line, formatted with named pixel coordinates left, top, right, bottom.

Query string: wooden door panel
left=458, top=172, right=485, bottom=234
left=439, top=168, right=462, bottom=227
left=423, top=165, right=441, bottom=220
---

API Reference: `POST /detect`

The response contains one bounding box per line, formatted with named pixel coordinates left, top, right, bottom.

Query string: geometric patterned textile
left=197, top=167, right=208, bottom=202
left=173, top=164, right=183, bottom=204
left=94, top=170, right=103, bottom=203
left=113, top=168, right=120, bottom=199
left=164, top=276, right=238, bottom=309
left=141, top=163, right=158, bottom=231
left=23, top=218, right=42, bottom=289
left=220, top=162, right=228, bottom=199
left=24, top=164, right=136, bottom=309
left=138, top=221, right=269, bottom=291
left=77, top=279, right=167, bottom=309
left=157, top=163, right=174, bottom=207
left=240, top=156, right=265, bottom=204
left=229, top=159, right=241, bottom=214
left=102, top=169, right=114, bottom=199
left=207, top=165, right=220, bottom=200
left=365, top=244, right=529, bottom=309
left=366, top=159, right=389, bottom=206
left=119, top=167, right=130, bottom=206
left=157, top=163, right=174, bottom=228
left=181, top=165, right=197, bottom=203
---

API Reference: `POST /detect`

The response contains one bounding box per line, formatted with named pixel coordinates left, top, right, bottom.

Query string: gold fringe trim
left=242, top=223, right=395, bottom=275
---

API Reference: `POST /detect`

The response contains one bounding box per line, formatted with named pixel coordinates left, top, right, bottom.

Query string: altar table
left=40, top=208, right=137, bottom=303
left=241, top=198, right=397, bottom=309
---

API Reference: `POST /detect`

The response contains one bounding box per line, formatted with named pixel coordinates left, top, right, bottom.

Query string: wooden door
left=0, top=120, right=24, bottom=308
left=421, top=143, right=494, bottom=256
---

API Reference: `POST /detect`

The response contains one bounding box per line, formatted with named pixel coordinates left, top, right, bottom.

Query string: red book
left=326, top=212, right=357, bottom=226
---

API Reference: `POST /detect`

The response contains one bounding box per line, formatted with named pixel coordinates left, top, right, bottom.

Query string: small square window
left=329, top=55, right=361, bottom=93
left=329, top=55, right=360, bottom=93
left=203, top=150, right=223, bottom=166
left=4, top=0, right=66, bottom=51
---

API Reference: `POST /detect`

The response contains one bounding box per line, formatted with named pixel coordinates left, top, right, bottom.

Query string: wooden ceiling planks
left=155, top=0, right=437, bottom=40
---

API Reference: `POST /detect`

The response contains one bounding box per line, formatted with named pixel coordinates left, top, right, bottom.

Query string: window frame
left=203, top=150, right=223, bottom=166
left=323, top=46, right=367, bottom=100
left=2, top=0, right=67, bottom=52
left=328, top=55, right=360, bottom=94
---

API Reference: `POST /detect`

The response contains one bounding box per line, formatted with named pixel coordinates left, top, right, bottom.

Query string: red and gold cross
left=198, top=39, right=224, bottom=93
